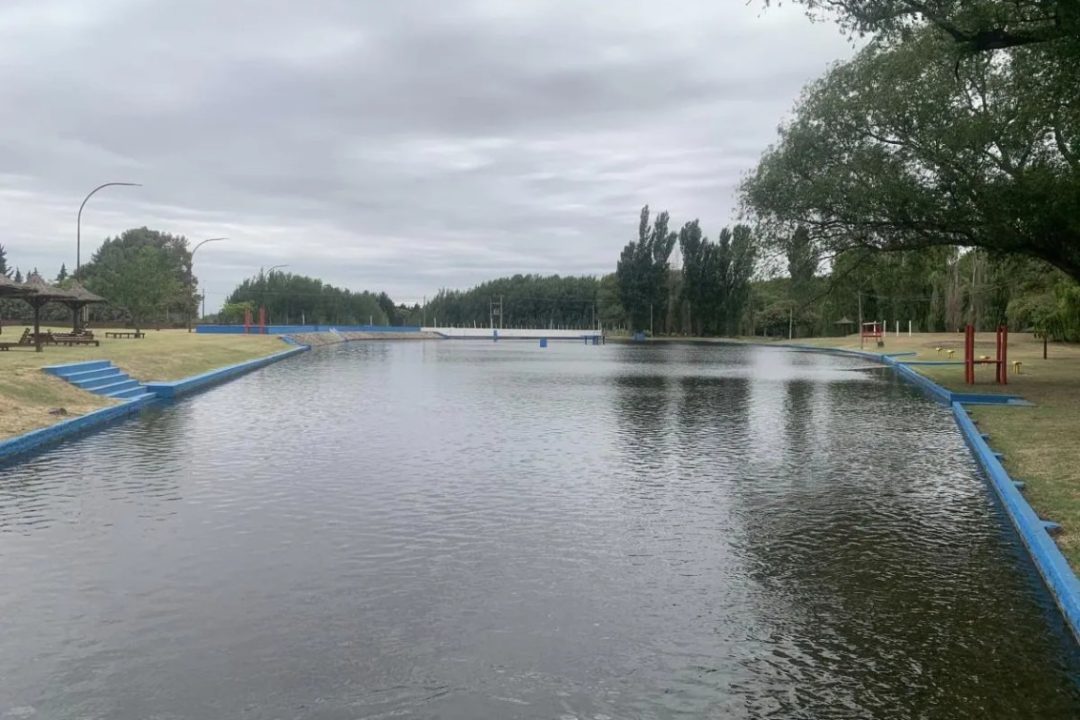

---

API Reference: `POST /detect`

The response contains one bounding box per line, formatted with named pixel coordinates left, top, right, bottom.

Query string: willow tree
left=741, top=29, right=1080, bottom=280
left=767, top=0, right=1080, bottom=52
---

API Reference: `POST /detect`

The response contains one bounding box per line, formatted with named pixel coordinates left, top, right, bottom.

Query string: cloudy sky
left=0, top=0, right=853, bottom=309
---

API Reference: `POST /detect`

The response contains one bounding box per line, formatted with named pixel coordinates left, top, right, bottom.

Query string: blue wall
left=144, top=346, right=308, bottom=399
left=196, top=324, right=421, bottom=334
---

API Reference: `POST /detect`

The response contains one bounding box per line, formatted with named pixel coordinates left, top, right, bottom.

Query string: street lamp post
left=188, top=237, right=227, bottom=332
left=262, top=264, right=289, bottom=326
left=76, top=182, right=141, bottom=273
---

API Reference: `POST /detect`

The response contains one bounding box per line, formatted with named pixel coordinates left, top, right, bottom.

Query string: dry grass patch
left=0, top=327, right=286, bottom=440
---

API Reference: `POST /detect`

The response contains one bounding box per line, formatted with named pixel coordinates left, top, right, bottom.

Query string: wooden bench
left=0, top=329, right=34, bottom=350
left=104, top=331, right=145, bottom=339
left=53, top=335, right=100, bottom=347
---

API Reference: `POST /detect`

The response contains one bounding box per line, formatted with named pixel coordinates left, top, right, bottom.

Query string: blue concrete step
left=43, top=359, right=113, bottom=378
left=97, top=379, right=140, bottom=397
left=44, top=360, right=149, bottom=401
left=64, top=366, right=123, bottom=383
left=72, top=370, right=126, bottom=390
left=108, top=386, right=150, bottom=399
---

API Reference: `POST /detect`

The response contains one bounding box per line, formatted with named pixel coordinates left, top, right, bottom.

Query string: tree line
left=221, top=272, right=389, bottom=327
left=0, top=230, right=194, bottom=330
left=740, top=0, right=1080, bottom=339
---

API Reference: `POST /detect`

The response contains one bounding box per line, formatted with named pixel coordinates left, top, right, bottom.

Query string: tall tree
left=741, top=30, right=1080, bottom=280
left=786, top=226, right=819, bottom=306
left=55, top=263, right=68, bottom=284
left=679, top=220, right=712, bottom=336
left=766, top=0, right=1080, bottom=52
left=0, top=244, right=8, bottom=278
left=616, top=206, right=677, bottom=333
left=725, top=225, right=758, bottom=335
left=78, top=228, right=193, bottom=328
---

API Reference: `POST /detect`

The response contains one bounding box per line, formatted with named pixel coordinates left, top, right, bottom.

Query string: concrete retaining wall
left=0, top=395, right=155, bottom=465
left=144, top=346, right=308, bottom=399
left=953, top=403, right=1080, bottom=642
left=785, top=341, right=1080, bottom=642
left=197, top=324, right=420, bottom=335
left=425, top=327, right=602, bottom=340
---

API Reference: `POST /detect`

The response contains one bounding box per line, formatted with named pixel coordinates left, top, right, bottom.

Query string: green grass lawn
left=795, top=332, right=1080, bottom=568
left=0, top=327, right=286, bottom=440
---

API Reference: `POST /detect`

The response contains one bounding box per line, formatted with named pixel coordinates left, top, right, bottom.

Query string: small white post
left=908, top=320, right=912, bottom=337
left=895, top=320, right=899, bottom=336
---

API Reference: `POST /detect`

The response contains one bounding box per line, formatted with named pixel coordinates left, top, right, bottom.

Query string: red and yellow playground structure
left=964, top=324, right=1008, bottom=385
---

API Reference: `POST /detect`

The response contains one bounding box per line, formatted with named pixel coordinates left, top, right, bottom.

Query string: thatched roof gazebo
left=834, top=317, right=856, bottom=335
left=20, top=273, right=77, bottom=352
left=59, top=280, right=106, bottom=333
left=0, top=273, right=36, bottom=337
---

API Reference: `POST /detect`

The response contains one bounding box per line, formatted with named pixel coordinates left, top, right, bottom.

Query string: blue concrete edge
left=952, top=402, right=1080, bottom=643
left=143, top=346, right=308, bottom=399
left=196, top=324, right=420, bottom=334
left=780, top=343, right=1021, bottom=405
left=0, top=394, right=155, bottom=465
left=783, top=341, right=1080, bottom=643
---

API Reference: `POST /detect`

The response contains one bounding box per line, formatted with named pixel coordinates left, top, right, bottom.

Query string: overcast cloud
left=0, top=0, right=852, bottom=308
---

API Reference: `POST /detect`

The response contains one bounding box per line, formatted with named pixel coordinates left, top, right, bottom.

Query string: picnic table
left=105, top=331, right=145, bottom=339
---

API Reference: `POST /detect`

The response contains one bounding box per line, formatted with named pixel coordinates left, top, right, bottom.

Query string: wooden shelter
left=59, top=280, right=106, bottom=333
left=0, top=273, right=36, bottom=337
left=19, top=273, right=77, bottom=352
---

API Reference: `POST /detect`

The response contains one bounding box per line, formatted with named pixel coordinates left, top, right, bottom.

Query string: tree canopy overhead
left=768, top=0, right=1080, bottom=52
left=741, top=28, right=1080, bottom=279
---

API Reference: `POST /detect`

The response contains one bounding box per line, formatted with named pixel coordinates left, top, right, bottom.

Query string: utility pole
left=650, top=303, right=654, bottom=336
left=788, top=304, right=794, bottom=340
left=499, top=295, right=504, bottom=330
left=858, top=292, right=864, bottom=349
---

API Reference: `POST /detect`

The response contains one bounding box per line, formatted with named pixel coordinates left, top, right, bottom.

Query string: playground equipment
left=861, top=321, right=884, bottom=348
left=242, top=306, right=269, bottom=334
left=964, top=324, right=1008, bottom=385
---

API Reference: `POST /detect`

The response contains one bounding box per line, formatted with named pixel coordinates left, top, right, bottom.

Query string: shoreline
left=2, top=330, right=1077, bottom=642
left=774, top=339, right=1080, bottom=643
left=0, top=344, right=308, bottom=465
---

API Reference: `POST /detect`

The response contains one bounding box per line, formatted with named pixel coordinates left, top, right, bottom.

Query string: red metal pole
left=1000, top=325, right=1008, bottom=385
left=965, top=324, right=973, bottom=384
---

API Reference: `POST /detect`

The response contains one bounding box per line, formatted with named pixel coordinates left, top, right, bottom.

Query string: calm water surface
left=1, top=341, right=1078, bottom=719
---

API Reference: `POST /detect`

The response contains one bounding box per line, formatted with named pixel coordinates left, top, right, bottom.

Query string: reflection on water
left=1, top=341, right=1077, bottom=719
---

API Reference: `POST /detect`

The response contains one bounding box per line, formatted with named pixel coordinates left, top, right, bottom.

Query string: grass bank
left=792, top=332, right=1080, bottom=568
left=0, top=327, right=285, bottom=439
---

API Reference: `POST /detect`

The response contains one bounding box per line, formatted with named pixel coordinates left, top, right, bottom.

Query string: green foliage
left=596, top=273, right=626, bottom=330
left=78, top=227, right=194, bottom=327
left=742, top=29, right=1080, bottom=280
left=678, top=222, right=758, bottom=336
left=72, top=229, right=188, bottom=328
left=225, top=271, right=388, bottom=326
left=616, top=206, right=677, bottom=332
left=0, top=244, right=8, bottom=278
left=218, top=301, right=255, bottom=325
left=765, top=0, right=1080, bottom=52
left=424, top=274, right=601, bottom=329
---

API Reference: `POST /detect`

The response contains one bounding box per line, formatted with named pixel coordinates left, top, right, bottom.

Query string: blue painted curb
left=782, top=341, right=1079, bottom=643
left=196, top=324, right=421, bottom=335
left=143, top=346, right=308, bottom=399
left=0, top=394, right=155, bottom=465
left=779, top=344, right=1023, bottom=405
left=952, top=402, right=1080, bottom=643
